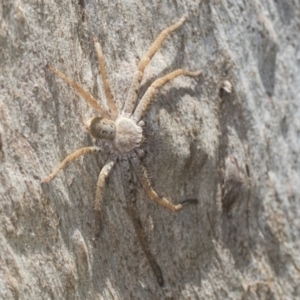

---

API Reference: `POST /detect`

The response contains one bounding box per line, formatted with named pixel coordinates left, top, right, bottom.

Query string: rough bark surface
left=1, top=0, right=299, bottom=299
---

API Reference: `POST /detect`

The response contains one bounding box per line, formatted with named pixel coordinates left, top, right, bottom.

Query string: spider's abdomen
left=113, top=116, right=143, bottom=153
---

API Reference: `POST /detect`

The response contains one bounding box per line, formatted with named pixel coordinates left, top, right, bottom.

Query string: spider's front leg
left=122, top=16, right=187, bottom=116
left=130, top=153, right=197, bottom=211
left=94, top=38, right=119, bottom=119
left=47, top=64, right=110, bottom=119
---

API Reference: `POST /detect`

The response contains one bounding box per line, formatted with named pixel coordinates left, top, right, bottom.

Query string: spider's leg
left=94, top=158, right=115, bottom=237
left=114, top=160, right=128, bottom=208
left=118, top=155, right=165, bottom=286
left=43, top=146, right=101, bottom=183
left=47, top=64, right=111, bottom=119
left=119, top=156, right=133, bottom=203
left=122, top=16, right=187, bottom=116
left=132, top=69, right=201, bottom=122
left=130, top=153, right=197, bottom=211
left=94, top=38, right=119, bottom=119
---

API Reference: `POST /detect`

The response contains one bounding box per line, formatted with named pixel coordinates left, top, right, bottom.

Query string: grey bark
left=1, top=0, right=300, bottom=299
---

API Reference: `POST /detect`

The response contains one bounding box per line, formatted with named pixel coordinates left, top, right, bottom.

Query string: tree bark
left=1, top=0, right=299, bottom=299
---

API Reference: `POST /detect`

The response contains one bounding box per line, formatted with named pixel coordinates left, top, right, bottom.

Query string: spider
left=43, top=16, right=201, bottom=234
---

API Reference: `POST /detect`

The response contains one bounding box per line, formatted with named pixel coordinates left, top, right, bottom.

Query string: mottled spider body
left=113, top=117, right=143, bottom=153
left=86, top=116, right=143, bottom=153
left=43, top=16, right=201, bottom=232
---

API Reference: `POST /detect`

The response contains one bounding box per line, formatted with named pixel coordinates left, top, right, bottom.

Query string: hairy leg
left=118, top=155, right=164, bottom=285
left=118, top=156, right=133, bottom=204
left=122, top=16, right=187, bottom=116
left=43, top=146, right=101, bottom=183
left=94, top=159, right=115, bottom=237
left=47, top=64, right=111, bottom=119
left=132, top=69, right=201, bottom=122
left=94, top=38, right=119, bottom=119
left=130, top=153, right=197, bottom=211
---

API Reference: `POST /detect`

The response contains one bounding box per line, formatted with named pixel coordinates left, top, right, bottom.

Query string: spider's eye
left=87, top=117, right=116, bottom=140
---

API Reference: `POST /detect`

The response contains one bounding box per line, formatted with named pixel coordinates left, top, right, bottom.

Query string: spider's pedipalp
left=94, top=38, right=119, bottom=119
left=137, top=120, right=145, bottom=127
left=42, top=146, right=101, bottom=183
left=94, top=158, right=115, bottom=237
left=134, top=148, right=145, bottom=158
left=132, top=69, right=201, bottom=122
left=47, top=64, right=110, bottom=119
left=130, top=153, right=186, bottom=212
left=122, top=16, right=187, bottom=116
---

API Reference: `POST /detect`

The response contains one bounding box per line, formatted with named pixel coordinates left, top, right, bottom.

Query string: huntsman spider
left=43, top=16, right=201, bottom=234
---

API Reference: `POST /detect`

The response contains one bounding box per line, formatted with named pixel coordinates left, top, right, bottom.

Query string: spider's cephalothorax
left=43, top=16, right=201, bottom=230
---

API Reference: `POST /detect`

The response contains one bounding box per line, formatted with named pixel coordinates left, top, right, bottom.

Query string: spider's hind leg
left=130, top=153, right=197, bottom=211
left=94, top=158, right=115, bottom=237
left=179, top=198, right=198, bottom=205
